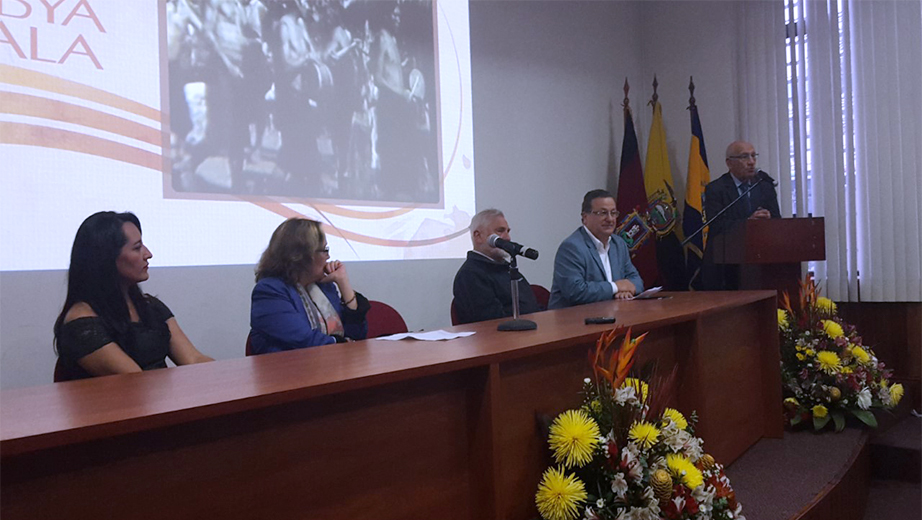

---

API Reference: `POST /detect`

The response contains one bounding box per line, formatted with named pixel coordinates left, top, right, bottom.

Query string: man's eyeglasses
left=728, top=153, right=759, bottom=161
left=588, top=210, right=620, bottom=219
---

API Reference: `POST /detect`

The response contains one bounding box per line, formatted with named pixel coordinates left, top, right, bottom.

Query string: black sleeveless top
left=56, top=297, right=173, bottom=381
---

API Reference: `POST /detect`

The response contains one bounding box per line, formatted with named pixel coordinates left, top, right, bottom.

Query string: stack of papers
left=377, top=330, right=476, bottom=341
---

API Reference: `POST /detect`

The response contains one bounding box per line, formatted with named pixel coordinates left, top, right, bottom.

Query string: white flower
left=684, top=435, right=704, bottom=460
left=596, top=498, right=605, bottom=508
left=614, top=385, right=637, bottom=404
left=621, top=447, right=643, bottom=481
left=610, top=472, right=628, bottom=498
left=734, top=502, right=746, bottom=519
left=670, top=496, right=686, bottom=514
left=693, top=484, right=716, bottom=509
left=648, top=456, right=667, bottom=473
left=856, top=387, right=872, bottom=410
left=878, top=387, right=892, bottom=407
left=583, top=506, right=595, bottom=520
left=584, top=377, right=591, bottom=384
left=641, top=486, right=658, bottom=510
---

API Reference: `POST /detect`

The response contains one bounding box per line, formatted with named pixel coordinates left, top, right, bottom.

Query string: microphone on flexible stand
left=487, top=235, right=538, bottom=332
left=488, top=235, right=539, bottom=260
left=681, top=170, right=772, bottom=246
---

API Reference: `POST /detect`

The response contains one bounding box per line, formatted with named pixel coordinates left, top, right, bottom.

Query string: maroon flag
left=615, top=94, right=658, bottom=288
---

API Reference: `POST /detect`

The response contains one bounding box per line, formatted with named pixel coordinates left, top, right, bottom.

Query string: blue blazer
left=548, top=227, right=644, bottom=309
left=249, top=277, right=368, bottom=355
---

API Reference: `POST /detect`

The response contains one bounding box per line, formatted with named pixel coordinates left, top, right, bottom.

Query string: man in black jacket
left=702, top=140, right=781, bottom=289
left=452, top=209, right=539, bottom=324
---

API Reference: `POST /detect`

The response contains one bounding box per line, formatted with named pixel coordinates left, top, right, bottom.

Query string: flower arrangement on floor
left=535, top=327, right=745, bottom=520
left=778, top=276, right=904, bottom=431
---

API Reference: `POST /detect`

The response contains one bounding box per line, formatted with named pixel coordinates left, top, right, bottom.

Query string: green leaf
left=851, top=410, right=878, bottom=428
left=791, top=414, right=803, bottom=426
left=831, top=412, right=846, bottom=432
left=813, top=414, right=831, bottom=430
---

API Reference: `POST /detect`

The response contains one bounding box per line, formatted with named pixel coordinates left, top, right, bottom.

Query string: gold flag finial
left=649, top=75, right=659, bottom=108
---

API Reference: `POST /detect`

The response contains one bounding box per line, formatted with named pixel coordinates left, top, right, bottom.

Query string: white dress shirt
left=582, top=225, right=618, bottom=294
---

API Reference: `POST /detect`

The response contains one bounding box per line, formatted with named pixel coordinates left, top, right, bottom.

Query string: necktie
left=740, top=183, right=752, bottom=215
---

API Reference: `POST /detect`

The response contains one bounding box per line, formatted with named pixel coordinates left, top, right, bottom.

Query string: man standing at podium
left=453, top=209, right=539, bottom=325
left=548, top=190, right=643, bottom=309
left=702, top=140, right=781, bottom=289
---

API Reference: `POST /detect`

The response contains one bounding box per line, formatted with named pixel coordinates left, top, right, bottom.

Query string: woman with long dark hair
left=53, top=211, right=213, bottom=381
left=249, top=218, right=370, bottom=354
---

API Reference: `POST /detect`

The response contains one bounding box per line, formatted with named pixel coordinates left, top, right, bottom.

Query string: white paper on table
left=632, top=286, right=664, bottom=300
left=376, top=330, right=476, bottom=341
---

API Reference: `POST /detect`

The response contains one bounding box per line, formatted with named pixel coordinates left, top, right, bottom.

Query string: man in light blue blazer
left=549, top=189, right=644, bottom=309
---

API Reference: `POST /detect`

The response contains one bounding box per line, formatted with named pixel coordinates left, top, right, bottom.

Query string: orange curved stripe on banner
left=309, top=205, right=415, bottom=220
left=0, top=92, right=161, bottom=146
left=0, top=122, right=161, bottom=171
left=0, top=64, right=160, bottom=122
left=248, top=199, right=469, bottom=248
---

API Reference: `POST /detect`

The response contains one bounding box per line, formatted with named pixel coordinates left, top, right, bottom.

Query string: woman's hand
left=321, top=261, right=358, bottom=310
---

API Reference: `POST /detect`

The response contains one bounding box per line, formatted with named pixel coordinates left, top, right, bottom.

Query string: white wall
left=0, top=1, right=742, bottom=389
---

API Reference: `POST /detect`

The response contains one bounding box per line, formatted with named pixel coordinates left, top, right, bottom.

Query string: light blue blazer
left=548, top=227, right=644, bottom=309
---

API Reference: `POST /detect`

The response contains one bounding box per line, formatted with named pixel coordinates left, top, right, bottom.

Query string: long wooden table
left=1, top=291, right=781, bottom=520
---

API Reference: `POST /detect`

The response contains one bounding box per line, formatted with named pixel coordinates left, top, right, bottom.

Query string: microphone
left=488, top=235, right=539, bottom=260
left=757, top=169, right=778, bottom=186
left=681, top=173, right=771, bottom=246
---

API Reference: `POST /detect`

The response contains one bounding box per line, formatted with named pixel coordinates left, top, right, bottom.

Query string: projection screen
left=0, top=0, right=475, bottom=270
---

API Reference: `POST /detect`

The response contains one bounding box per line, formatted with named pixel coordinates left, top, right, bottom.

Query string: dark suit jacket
left=548, top=227, right=643, bottom=309
left=702, top=172, right=781, bottom=290
left=704, top=172, right=781, bottom=238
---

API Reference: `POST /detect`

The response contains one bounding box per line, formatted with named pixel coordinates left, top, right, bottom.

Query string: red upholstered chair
left=531, top=284, right=551, bottom=311
left=245, top=333, right=254, bottom=356
left=450, top=299, right=460, bottom=326
left=53, top=357, right=66, bottom=382
left=366, top=300, right=408, bottom=338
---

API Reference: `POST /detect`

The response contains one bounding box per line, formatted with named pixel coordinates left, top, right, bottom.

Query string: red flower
left=606, top=440, right=619, bottom=470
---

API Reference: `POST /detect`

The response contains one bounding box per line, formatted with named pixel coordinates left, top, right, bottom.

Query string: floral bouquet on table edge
left=535, top=327, right=745, bottom=520
left=777, top=275, right=904, bottom=432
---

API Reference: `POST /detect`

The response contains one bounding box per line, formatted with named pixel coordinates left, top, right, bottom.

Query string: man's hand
left=614, top=279, right=636, bottom=295
left=614, top=291, right=634, bottom=300
left=750, top=207, right=772, bottom=219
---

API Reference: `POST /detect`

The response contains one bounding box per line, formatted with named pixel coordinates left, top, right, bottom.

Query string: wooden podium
left=710, top=217, right=825, bottom=296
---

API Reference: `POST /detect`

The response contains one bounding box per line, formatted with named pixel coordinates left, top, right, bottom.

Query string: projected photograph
left=166, top=0, right=440, bottom=203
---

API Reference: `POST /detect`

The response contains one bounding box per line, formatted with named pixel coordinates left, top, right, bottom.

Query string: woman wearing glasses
left=249, top=218, right=369, bottom=354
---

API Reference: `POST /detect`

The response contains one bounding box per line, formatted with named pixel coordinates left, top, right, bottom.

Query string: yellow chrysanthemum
left=822, top=319, right=844, bottom=339
left=628, top=421, right=660, bottom=450
left=549, top=409, right=600, bottom=468
left=812, top=404, right=828, bottom=418
left=777, top=309, right=789, bottom=329
left=816, top=297, right=837, bottom=315
left=535, top=466, right=587, bottom=520
left=890, top=383, right=905, bottom=405
left=805, top=348, right=816, bottom=357
left=851, top=345, right=871, bottom=365
left=662, top=408, right=688, bottom=430
left=816, top=350, right=841, bottom=374
left=840, top=366, right=853, bottom=374
left=621, top=378, right=649, bottom=402
left=784, top=397, right=800, bottom=410
left=665, top=453, right=704, bottom=490
left=796, top=353, right=806, bottom=361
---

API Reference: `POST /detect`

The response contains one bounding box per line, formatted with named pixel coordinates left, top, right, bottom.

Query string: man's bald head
left=725, top=140, right=758, bottom=182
